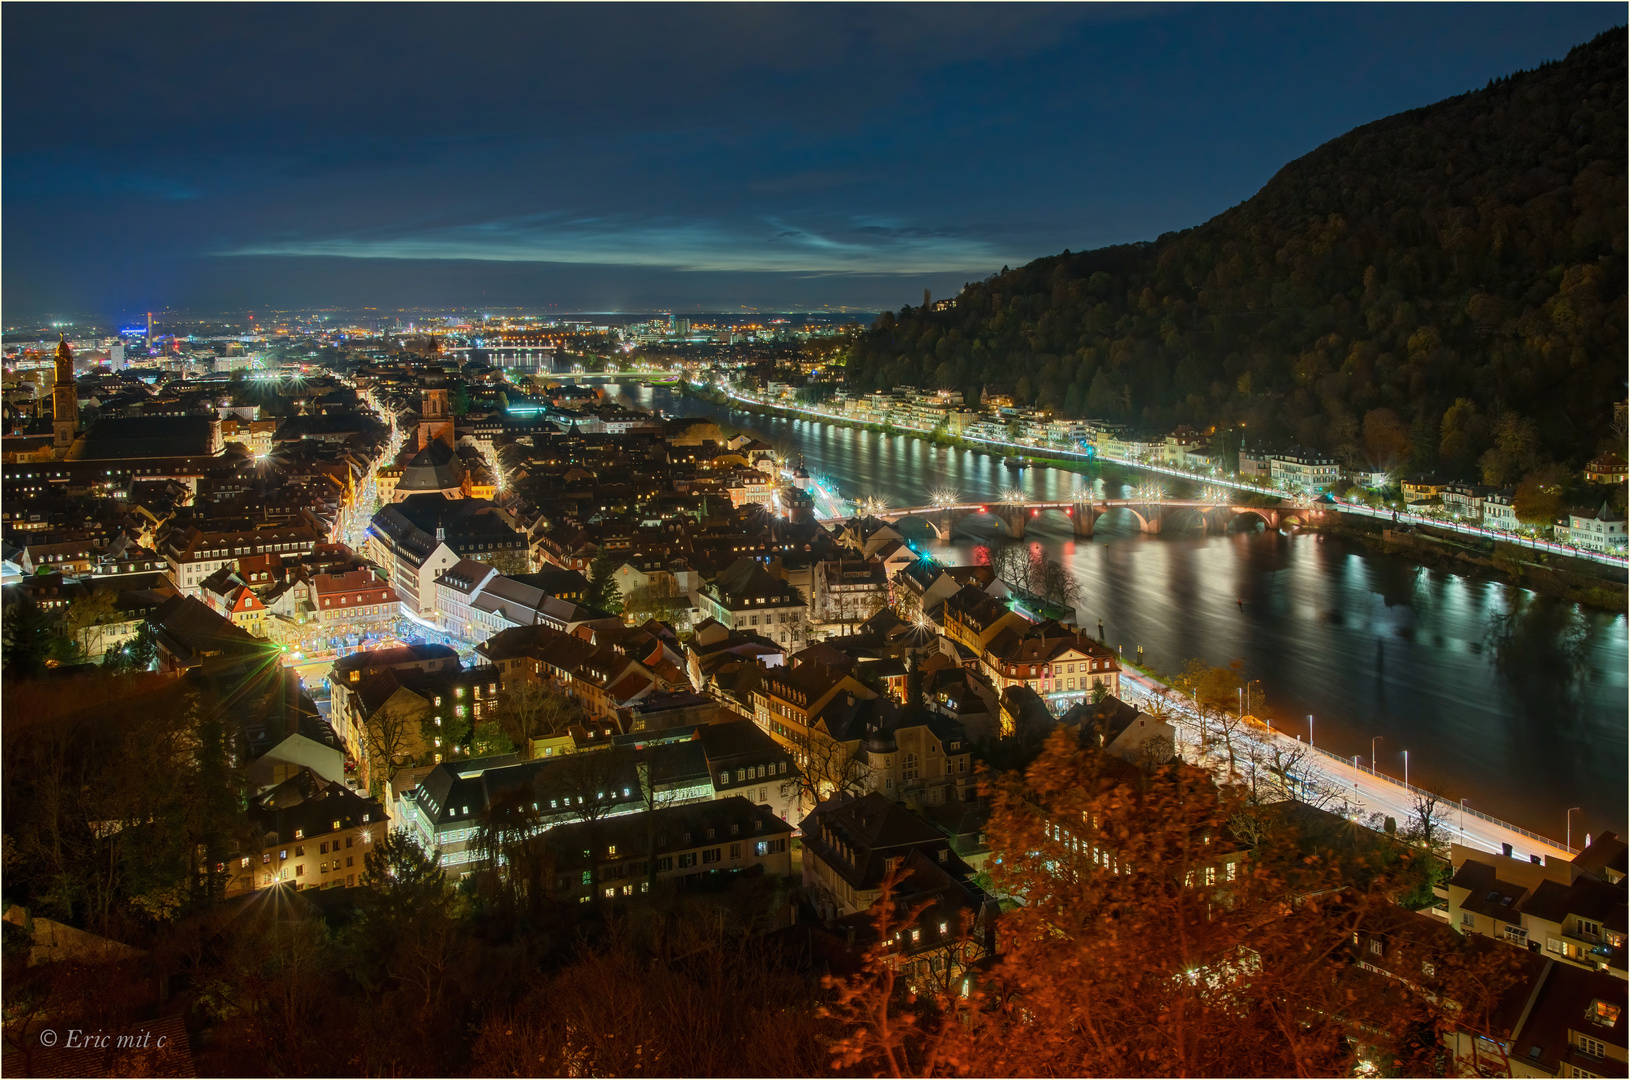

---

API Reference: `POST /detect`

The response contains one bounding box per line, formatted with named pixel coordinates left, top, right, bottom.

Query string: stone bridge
left=862, top=499, right=1321, bottom=543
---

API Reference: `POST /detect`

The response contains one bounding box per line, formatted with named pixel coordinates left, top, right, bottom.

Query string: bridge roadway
left=821, top=498, right=1324, bottom=542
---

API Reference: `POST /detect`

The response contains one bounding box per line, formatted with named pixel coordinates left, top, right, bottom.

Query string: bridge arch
left=1092, top=504, right=1154, bottom=532
left=947, top=508, right=1022, bottom=541
left=1229, top=507, right=1278, bottom=531
left=886, top=512, right=945, bottom=540
left=1017, top=505, right=1086, bottom=531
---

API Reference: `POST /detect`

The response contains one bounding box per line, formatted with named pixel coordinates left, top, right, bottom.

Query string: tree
left=822, top=868, right=966, bottom=1077
left=1479, top=413, right=1541, bottom=486
left=552, top=746, right=638, bottom=823
left=1513, top=463, right=1569, bottom=526
left=1362, top=408, right=1413, bottom=474
left=826, top=730, right=1529, bottom=1077
left=62, top=589, right=118, bottom=657
left=350, top=830, right=462, bottom=1023
left=989, top=538, right=1040, bottom=599
left=1038, top=554, right=1080, bottom=611
left=623, top=582, right=692, bottom=628
left=2, top=598, right=57, bottom=678
left=1175, top=660, right=1252, bottom=776
left=584, top=548, right=622, bottom=613
left=779, top=725, right=872, bottom=813
left=490, top=679, right=582, bottom=748
left=1404, top=788, right=1452, bottom=861
left=3, top=678, right=247, bottom=935
left=1438, top=397, right=1488, bottom=476
left=469, top=715, right=516, bottom=758
left=841, top=31, right=1625, bottom=482
left=195, top=903, right=342, bottom=1075
left=472, top=788, right=554, bottom=924
left=473, top=914, right=832, bottom=1077
left=362, top=698, right=421, bottom=796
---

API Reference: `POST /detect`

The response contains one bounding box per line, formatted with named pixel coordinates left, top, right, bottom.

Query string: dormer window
left=1591, top=999, right=1622, bottom=1027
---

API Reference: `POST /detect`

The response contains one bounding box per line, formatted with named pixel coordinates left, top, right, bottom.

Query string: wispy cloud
left=222, top=213, right=1011, bottom=275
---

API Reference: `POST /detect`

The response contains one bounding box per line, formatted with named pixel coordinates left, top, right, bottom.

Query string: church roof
left=397, top=438, right=465, bottom=493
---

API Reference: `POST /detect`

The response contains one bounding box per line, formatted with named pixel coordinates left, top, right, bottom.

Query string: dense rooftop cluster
left=2, top=344, right=1623, bottom=1077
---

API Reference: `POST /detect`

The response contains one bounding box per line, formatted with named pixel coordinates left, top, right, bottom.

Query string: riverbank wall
left=1323, top=514, right=1628, bottom=611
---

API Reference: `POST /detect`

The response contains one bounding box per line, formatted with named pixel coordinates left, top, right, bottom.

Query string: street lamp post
left=1461, top=798, right=1468, bottom=835
left=1371, top=736, right=1380, bottom=775
left=1352, top=755, right=1360, bottom=803
left=1307, top=714, right=1313, bottom=749
left=1403, top=750, right=1409, bottom=790
left=1567, top=807, right=1582, bottom=851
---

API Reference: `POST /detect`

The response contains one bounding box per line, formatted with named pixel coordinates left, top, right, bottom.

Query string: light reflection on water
left=631, top=386, right=1629, bottom=834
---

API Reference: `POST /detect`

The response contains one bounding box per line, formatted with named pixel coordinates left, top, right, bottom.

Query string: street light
left=1307, top=714, right=1313, bottom=749
left=1567, top=807, right=1582, bottom=851
left=1461, top=798, right=1468, bottom=835
left=1403, top=750, right=1408, bottom=790
left=1371, top=736, right=1380, bottom=775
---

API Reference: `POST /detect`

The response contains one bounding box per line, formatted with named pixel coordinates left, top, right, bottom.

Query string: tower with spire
left=51, top=334, right=80, bottom=455
left=417, top=367, right=455, bottom=450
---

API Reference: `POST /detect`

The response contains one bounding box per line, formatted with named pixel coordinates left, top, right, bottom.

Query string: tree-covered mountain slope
left=847, top=28, right=1626, bottom=482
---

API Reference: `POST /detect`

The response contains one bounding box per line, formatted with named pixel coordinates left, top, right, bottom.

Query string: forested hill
left=847, top=28, right=1627, bottom=482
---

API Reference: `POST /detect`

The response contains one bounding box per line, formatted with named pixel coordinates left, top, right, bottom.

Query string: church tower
left=51, top=334, right=79, bottom=454
left=417, top=382, right=455, bottom=450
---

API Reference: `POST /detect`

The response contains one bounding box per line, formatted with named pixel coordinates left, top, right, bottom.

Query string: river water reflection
left=627, top=386, right=1628, bottom=836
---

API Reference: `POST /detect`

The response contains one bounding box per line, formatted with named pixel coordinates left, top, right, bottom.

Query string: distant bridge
left=837, top=499, right=1324, bottom=543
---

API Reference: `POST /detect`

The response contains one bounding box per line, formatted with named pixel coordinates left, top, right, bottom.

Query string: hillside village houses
left=732, top=379, right=1630, bottom=546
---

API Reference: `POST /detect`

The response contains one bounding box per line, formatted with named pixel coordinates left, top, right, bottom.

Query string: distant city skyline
left=5, top=3, right=1623, bottom=319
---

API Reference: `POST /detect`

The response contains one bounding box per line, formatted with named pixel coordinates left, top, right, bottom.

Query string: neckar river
left=627, top=386, right=1628, bottom=838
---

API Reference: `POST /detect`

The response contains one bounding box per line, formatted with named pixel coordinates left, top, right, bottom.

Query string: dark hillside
left=848, top=28, right=1627, bottom=481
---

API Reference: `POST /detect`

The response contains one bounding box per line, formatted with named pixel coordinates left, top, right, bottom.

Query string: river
left=622, top=384, right=1629, bottom=839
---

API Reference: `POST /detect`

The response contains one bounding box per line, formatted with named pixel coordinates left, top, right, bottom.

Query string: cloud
left=746, top=169, right=870, bottom=194
left=222, top=213, right=1012, bottom=276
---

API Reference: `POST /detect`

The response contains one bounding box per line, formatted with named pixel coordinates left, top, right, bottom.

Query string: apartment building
left=799, top=792, right=982, bottom=919
left=366, top=493, right=527, bottom=616
left=696, top=556, right=809, bottom=651
left=751, top=659, right=973, bottom=810
left=1561, top=504, right=1628, bottom=553
left=544, top=796, right=795, bottom=904
left=1269, top=446, right=1339, bottom=493
left=312, top=568, right=401, bottom=638
left=161, top=522, right=320, bottom=596
left=396, top=741, right=719, bottom=873
left=1445, top=835, right=1627, bottom=981
left=242, top=767, right=386, bottom=892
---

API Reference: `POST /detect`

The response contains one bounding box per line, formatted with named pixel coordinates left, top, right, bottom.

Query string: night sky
left=5, top=4, right=1622, bottom=320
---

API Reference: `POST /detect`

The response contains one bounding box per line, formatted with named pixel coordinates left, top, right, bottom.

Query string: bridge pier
left=1137, top=505, right=1163, bottom=534
left=1072, top=504, right=1100, bottom=538
left=1001, top=505, right=1027, bottom=540
left=936, top=509, right=954, bottom=547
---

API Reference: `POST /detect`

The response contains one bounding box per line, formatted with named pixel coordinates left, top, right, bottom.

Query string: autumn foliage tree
left=826, top=730, right=1524, bottom=1077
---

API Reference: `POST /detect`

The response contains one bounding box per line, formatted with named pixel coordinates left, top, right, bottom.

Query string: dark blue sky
left=4, top=3, right=1622, bottom=320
